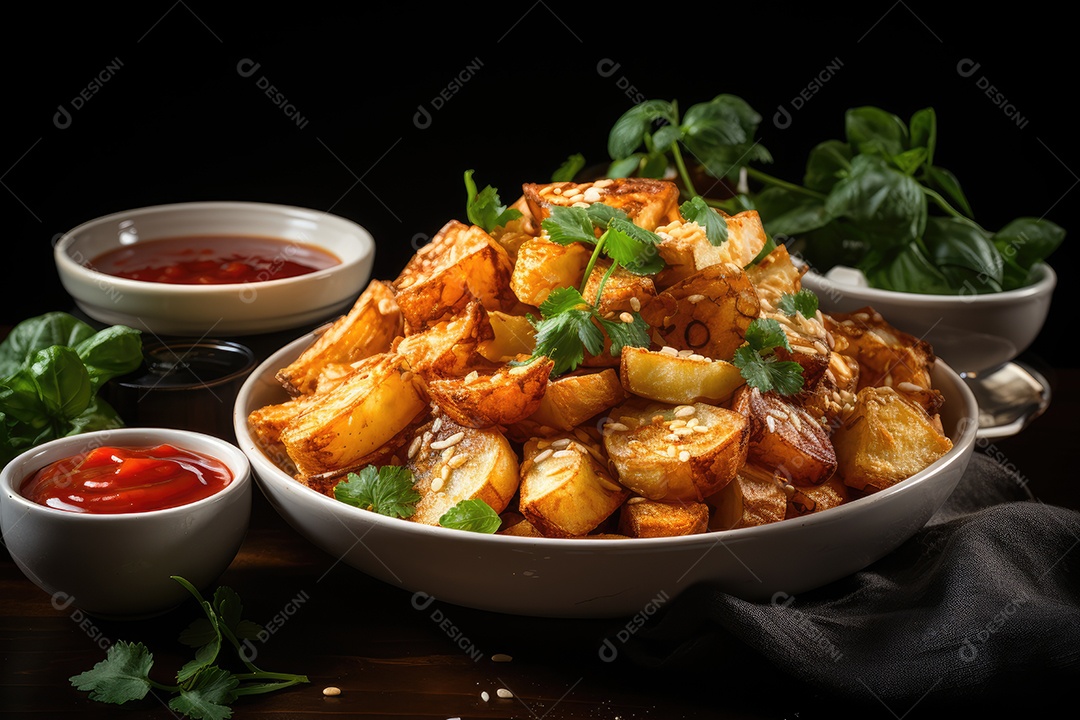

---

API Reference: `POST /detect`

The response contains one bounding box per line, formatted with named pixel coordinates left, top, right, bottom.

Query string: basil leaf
left=0, top=311, right=97, bottom=379
left=863, top=244, right=952, bottom=294
left=75, top=324, right=144, bottom=392
left=439, top=499, right=501, bottom=533
left=754, top=186, right=831, bottom=238
left=607, top=100, right=674, bottom=160
left=824, top=155, right=926, bottom=248
left=803, top=140, right=853, bottom=193
left=922, top=165, right=974, bottom=218
left=845, top=106, right=909, bottom=159
left=923, top=216, right=1003, bottom=291
left=908, top=107, right=937, bottom=165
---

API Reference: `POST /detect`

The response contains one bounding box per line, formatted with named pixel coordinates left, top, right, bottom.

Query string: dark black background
left=4, top=3, right=1074, bottom=365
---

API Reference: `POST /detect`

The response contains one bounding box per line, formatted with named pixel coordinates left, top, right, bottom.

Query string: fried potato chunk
left=518, top=435, right=629, bottom=537
left=730, top=464, right=789, bottom=528
left=393, top=220, right=518, bottom=330
left=393, top=300, right=494, bottom=379
left=278, top=353, right=428, bottom=479
left=275, top=280, right=403, bottom=397
left=618, top=498, right=710, bottom=538
left=832, top=385, right=953, bottom=493
left=523, top=177, right=681, bottom=231
left=654, top=210, right=768, bottom=288
left=424, top=356, right=554, bottom=429
left=510, top=236, right=592, bottom=307
left=620, top=345, right=745, bottom=405
left=731, top=385, right=837, bottom=486
left=406, top=410, right=520, bottom=526
left=477, top=310, right=536, bottom=364
left=641, top=263, right=760, bottom=362
left=603, top=399, right=749, bottom=502
left=526, top=368, right=626, bottom=432
left=786, top=475, right=850, bottom=519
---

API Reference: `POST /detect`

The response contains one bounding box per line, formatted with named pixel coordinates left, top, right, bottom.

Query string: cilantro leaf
left=602, top=219, right=665, bottom=275
left=169, top=667, right=238, bottom=720
left=529, top=288, right=605, bottom=376
left=680, top=196, right=730, bottom=246
left=334, top=465, right=420, bottom=518
left=552, top=153, right=586, bottom=182
left=597, top=313, right=650, bottom=356
left=541, top=205, right=598, bottom=246
left=464, top=169, right=522, bottom=232
left=733, top=318, right=804, bottom=396
left=69, top=640, right=154, bottom=705
left=777, top=289, right=819, bottom=319
left=439, top=498, right=501, bottom=533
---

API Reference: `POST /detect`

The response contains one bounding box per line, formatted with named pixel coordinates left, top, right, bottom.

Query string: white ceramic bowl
left=54, top=201, right=376, bottom=337
left=233, top=333, right=979, bottom=619
left=800, top=262, right=1056, bottom=377
left=0, top=427, right=251, bottom=619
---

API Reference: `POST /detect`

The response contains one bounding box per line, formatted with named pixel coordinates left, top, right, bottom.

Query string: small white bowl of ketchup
left=0, top=427, right=251, bottom=619
left=54, top=201, right=376, bottom=337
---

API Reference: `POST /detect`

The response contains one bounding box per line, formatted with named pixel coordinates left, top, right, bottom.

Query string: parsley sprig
left=335, top=464, right=501, bottom=533
left=69, top=576, right=309, bottom=720
left=464, top=169, right=522, bottom=232
left=732, top=318, right=805, bottom=396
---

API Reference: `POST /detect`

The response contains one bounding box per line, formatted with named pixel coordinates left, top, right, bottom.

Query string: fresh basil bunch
left=0, top=312, right=143, bottom=467
left=605, top=99, right=1064, bottom=294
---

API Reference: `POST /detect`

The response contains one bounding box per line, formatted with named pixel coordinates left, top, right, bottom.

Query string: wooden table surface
left=2, top=337, right=1076, bottom=719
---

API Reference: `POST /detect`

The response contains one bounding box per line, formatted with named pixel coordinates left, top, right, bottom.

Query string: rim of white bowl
left=235, top=333, right=979, bottom=549
left=1, top=427, right=251, bottom=520
left=54, top=200, right=374, bottom=293
left=801, top=261, right=1056, bottom=306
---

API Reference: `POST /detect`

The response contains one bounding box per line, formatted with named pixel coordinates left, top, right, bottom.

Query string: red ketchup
left=20, top=444, right=233, bottom=514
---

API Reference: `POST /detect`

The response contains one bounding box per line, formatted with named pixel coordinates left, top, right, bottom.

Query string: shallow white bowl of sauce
left=54, top=201, right=376, bottom=336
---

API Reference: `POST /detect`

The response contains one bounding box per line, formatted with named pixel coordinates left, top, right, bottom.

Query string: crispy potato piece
left=406, top=410, right=520, bottom=526
left=640, top=263, right=760, bottom=362
left=582, top=259, right=658, bottom=318
left=731, top=385, right=837, bottom=486
left=275, top=280, right=403, bottom=397
left=510, top=236, right=592, bottom=307
left=523, top=177, right=681, bottom=231
left=825, top=307, right=944, bottom=419
left=526, top=368, right=626, bottom=432
left=832, top=385, right=953, bottom=493
left=796, top=350, right=861, bottom=432
left=518, top=435, right=629, bottom=538
left=497, top=511, right=545, bottom=537
left=488, top=196, right=540, bottom=260
left=654, top=210, right=768, bottom=288
left=620, top=345, right=745, bottom=405
left=279, top=353, right=427, bottom=478
left=602, top=398, right=749, bottom=502
left=703, top=475, right=744, bottom=531
left=393, top=220, right=518, bottom=330
left=425, top=356, right=554, bottom=429
left=731, top=464, right=788, bottom=528
left=786, top=475, right=850, bottom=519
left=477, top=310, right=536, bottom=364
left=247, top=393, right=321, bottom=449
left=392, top=300, right=494, bottom=379
left=744, top=244, right=802, bottom=302
left=618, top=498, right=710, bottom=538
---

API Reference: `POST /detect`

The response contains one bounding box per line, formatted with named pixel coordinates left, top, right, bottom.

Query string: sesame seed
left=673, top=427, right=694, bottom=437
left=492, top=653, right=513, bottom=662
left=490, top=372, right=504, bottom=383
left=667, top=444, right=677, bottom=457
left=605, top=422, right=629, bottom=432
left=686, top=418, right=699, bottom=428
left=432, top=416, right=443, bottom=434
left=407, top=435, right=423, bottom=459
left=464, top=370, right=480, bottom=384
left=790, top=412, right=803, bottom=430
left=678, top=450, right=691, bottom=462
left=448, top=453, right=468, bottom=468
left=481, top=691, right=490, bottom=702
left=766, top=416, right=776, bottom=433
left=693, top=425, right=709, bottom=433
left=534, top=448, right=554, bottom=463
left=441, top=447, right=455, bottom=463
left=687, top=354, right=706, bottom=361
left=551, top=437, right=571, bottom=449
left=431, top=476, right=445, bottom=492
left=629, top=296, right=641, bottom=312
left=323, top=686, right=341, bottom=697
left=665, top=433, right=680, bottom=443
left=497, top=688, right=514, bottom=699
left=686, top=294, right=706, bottom=304
left=583, top=187, right=602, bottom=203
left=669, top=419, right=687, bottom=429
left=378, top=298, right=396, bottom=315
left=430, top=432, right=465, bottom=450
left=552, top=449, right=575, bottom=459
left=674, top=405, right=696, bottom=418
left=897, top=381, right=924, bottom=392
left=620, top=311, right=635, bottom=323
left=660, top=345, right=679, bottom=356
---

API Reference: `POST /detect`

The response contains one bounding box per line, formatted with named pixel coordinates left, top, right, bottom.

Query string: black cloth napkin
left=619, top=452, right=1080, bottom=711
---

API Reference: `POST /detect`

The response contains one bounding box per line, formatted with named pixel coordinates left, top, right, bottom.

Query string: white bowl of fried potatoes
left=235, top=176, right=979, bottom=618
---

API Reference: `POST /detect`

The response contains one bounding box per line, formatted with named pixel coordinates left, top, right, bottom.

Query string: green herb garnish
left=777, top=289, right=819, bottom=319
left=464, top=169, right=522, bottom=233
left=334, top=465, right=421, bottom=518
left=604, top=98, right=1063, bottom=294
left=69, top=576, right=308, bottom=719
left=439, top=498, right=501, bottom=533
left=0, top=311, right=143, bottom=467
left=732, top=318, right=804, bottom=396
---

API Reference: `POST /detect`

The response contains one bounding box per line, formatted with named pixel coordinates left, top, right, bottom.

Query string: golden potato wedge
left=275, top=279, right=403, bottom=397
left=523, top=177, right=681, bottom=231
left=620, top=345, right=745, bottom=405
left=392, top=300, right=494, bottom=379
left=518, top=435, right=629, bottom=538
left=424, top=356, right=554, bottom=429
left=581, top=259, right=658, bottom=318
left=731, top=464, right=788, bottom=528
left=795, top=350, right=861, bottom=432
left=617, top=497, right=710, bottom=538
left=509, top=235, right=592, bottom=307
left=279, top=353, right=428, bottom=478
left=497, top=511, right=545, bottom=537
left=393, top=219, right=518, bottom=330
left=247, top=393, right=321, bottom=449
left=832, top=385, right=953, bottom=493
left=640, top=263, right=760, bottom=362
left=825, top=307, right=943, bottom=419
left=786, top=475, right=850, bottom=519
left=703, top=475, right=744, bottom=531
left=730, top=385, right=837, bottom=486
left=602, top=399, right=749, bottom=502
left=477, top=310, right=537, bottom=364
left=405, top=410, right=520, bottom=526
left=744, top=243, right=802, bottom=302
left=526, top=368, right=626, bottom=432
left=654, top=210, right=768, bottom=288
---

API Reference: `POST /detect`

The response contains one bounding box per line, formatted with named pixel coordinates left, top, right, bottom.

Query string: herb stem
left=592, top=260, right=619, bottom=306
left=745, top=166, right=826, bottom=200
left=921, top=186, right=986, bottom=229
left=670, top=143, right=700, bottom=200
left=233, top=678, right=310, bottom=696
left=578, top=234, right=607, bottom=297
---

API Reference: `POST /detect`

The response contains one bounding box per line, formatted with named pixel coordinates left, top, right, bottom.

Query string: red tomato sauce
left=20, top=444, right=233, bottom=514
left=91, top=234, right=340, bottom=284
